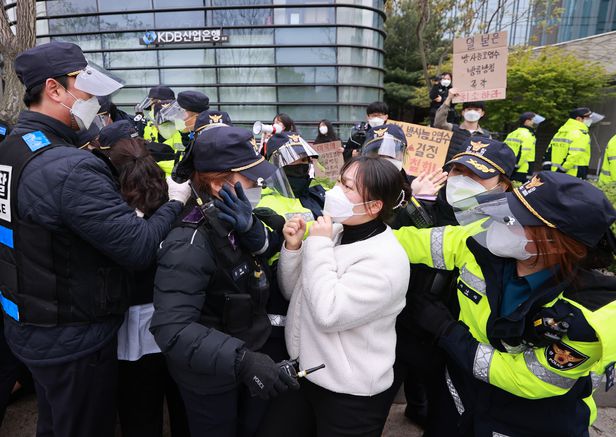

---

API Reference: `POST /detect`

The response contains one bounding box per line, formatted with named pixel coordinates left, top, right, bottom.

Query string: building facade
left=14, top=0, right=385, bottom=135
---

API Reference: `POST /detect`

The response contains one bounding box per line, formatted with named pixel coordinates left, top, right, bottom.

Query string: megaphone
left=253, top=121, right=283, bottom=136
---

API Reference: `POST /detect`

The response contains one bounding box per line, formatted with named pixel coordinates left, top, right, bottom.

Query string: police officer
left=176, top=90, right=210, bottom=146
left=195, top=109, right=234, bottom=130
left=0, top=42, right=190, bottom=437
left=395, top=172, right=616, bottom=436
left=599, top=133, right=616, bottom=184
left=150, top=126, right=299, bottom=437
left=543, top=107, right=598, bottom=179
left=504, top=112, right=544, bottom=182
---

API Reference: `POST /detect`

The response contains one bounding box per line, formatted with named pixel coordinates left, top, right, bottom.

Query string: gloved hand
left=409, top=294, right=456, bottom=339
left=166, top=176, right=191, bottom=205
left=523, top=304, right=574, bottom=348
left=236, top=349, right=299, bottom=399
left=214, top=182, right=254, bottom=233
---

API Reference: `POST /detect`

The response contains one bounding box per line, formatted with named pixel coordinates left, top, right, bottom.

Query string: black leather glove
left=236, top=349, right=298, bottom=399
left=409, top=294, right=456, bottom=339
left=215, top=182, right=254, bottom=233
left=523, top=303, right=574, bottom=348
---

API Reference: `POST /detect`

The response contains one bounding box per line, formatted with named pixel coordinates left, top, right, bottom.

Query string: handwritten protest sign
left=389, top=120, right=452, bottom=176
left=452, top=31, right=508, bottom=103
left=312, top=140, right=344, bottom=180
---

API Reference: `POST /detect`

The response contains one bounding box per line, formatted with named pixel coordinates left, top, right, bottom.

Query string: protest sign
left=312, top=140, right=344, bottom=180
left=452, top=31, right=508, bottom=103
left=389, top=120, right=452, bottom=176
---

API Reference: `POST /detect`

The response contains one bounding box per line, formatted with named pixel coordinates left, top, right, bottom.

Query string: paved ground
left=2, top=389, right=616, bottom=436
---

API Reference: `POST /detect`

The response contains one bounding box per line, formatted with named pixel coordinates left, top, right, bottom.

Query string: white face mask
left=323, top=185, right=370, bottom=223
left=244, top=186, right=263, bottom=209
left=368, top=117, right=385, bottom=127
left=463, top=110, right=482, bottom=122
left=175, top=119, right=186, bottom=131
left=446, top=175, right=488, bottom=205
left=157, top=122, right=176, bottom=139
left=485, top=221, right=533, bottom=260
left=319, top=125, right=328, bottom=135
left=441, top=79, right=451, bottom=87
left=61, top=90, right=101, bottom=131
left=583, top=118, right=593, bottom=127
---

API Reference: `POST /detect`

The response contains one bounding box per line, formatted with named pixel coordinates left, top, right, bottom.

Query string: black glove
left=215, top=182, right=254, bottom=233
left=409, top=294, right=456, bottom=339
left=236, top=350, right=298, bottom=399
left=523, top=303, right=574, bottom=348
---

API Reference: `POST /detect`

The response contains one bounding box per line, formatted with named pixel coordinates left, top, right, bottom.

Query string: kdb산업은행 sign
left=140, top=29, right=229, bottom=46
left=452, top=31, right=508, bottom=103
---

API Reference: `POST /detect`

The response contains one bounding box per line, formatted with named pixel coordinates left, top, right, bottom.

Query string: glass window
left=112, top=87, right=149, bottom=105
left=211, top=1, right=273, bottom=27
left=158, top=49, right=215, bottom=66
left=275, top=27, right=335, bottom=45
left=337, top=28, right=383, bottom=47
left=105, top=50, right=158, bottom=68
left=335, top=0, right=383, bottom=7
left=338, top=86, right=379, bottom=103
left=160, top=68, right=217, bottom=85
left=98, top=0, right=152, bottom=12
left=85, top=52, right=104, bottom=65
left=276, top=47, right=335, bottom=64
left=219, top=105, right=277, bottom=123
left=336, top=7, right=382, bottom=28
left=217, top=48, right=275, bottom=65
left=48, top=16, right=99, bottom=34
left=102, top=32, right=144, bottom=50
left=219, top=87, right=276, bottom=103
left=111, top=69, right=159, bottom=87
left=155, top=11, right=206, bottom=29
left=218, top=67, right=276, bottom=83
left=338, top=67, right=381, bottom=85
left=280, top=105, right=337, bottom=122
left=337, top=47, right=382, bottom=67
left=46, top=0, right=97, bottom=16
left=51, top=34, right=102, bottom=51
left=274, top=7, right=334, bottom=25
left=225, top=28, right=274, bottom=45
left=278, top=86, right=336, bottom=103
left=277, top=66, right=336, bottom=84
left=36, top=19, right=49, bottom=36
left=99, top=13, right=154, bottom=31
left=338, top=105, right=367, bottom=123
left=153, top=0, right=206, bottom=8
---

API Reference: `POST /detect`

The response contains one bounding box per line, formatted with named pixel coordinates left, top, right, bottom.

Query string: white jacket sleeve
left=301, top=236, right=403, bottom=333
left=277, top=243, right=303, bottom=300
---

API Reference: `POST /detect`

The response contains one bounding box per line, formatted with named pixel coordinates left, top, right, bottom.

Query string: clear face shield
left=157, top=101, right=189, bottom=131
left=270, top=137, right=319, bottom=168
left=70, top=63, right=124, bottom=97
left=92, top=112, right=112, bottom=130
left=588, top=112, right=605, bottom=126
left=361, top=134, right=407, bottom=169
left=257, top=167, right=295, bottom=199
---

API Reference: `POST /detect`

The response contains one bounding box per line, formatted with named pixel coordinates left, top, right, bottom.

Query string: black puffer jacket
left=3, top=111, right=182, bottom=366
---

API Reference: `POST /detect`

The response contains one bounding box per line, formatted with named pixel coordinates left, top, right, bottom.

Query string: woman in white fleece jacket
left=277, top=156, right=410, bottom=437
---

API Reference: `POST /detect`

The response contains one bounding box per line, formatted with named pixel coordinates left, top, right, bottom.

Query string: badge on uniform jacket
left=545, top=342, right=589, bottom=371
left=22, top=131, right=50, bottom=152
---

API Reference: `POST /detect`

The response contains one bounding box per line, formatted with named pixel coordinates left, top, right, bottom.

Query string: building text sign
left=389, top=120, right=451, bottom=176
left=140, top=29, right=229, bottom=46
left=452, top=31, right=508, bottom=103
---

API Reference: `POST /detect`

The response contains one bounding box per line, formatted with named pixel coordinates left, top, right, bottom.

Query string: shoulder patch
left=21, top=131, right=51, bottom=152
left=545, top=342, right=589, bottom=371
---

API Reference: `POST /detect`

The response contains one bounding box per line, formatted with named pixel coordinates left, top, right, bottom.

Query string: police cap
left=447, top=137, right=516, bottom=179
left=98, top=120, right=138, bottom=149
left=507, top=172, right=616, bottom=247
left=364, top=123, right=407, bottom=145
left=194, top=110, right=233, bottom=130
left=148, top=85, right=175, bottom=101
left=570, top=107, right=592, bottom=119
left=15, top=41, right=88, bottom=90
left=177, top=91, right=210, bottom=113
left=518, top=112, right=535, bottom=122
left=265, top=132, right=318, bottom=163
left=192, top=126, right=276, bottom=182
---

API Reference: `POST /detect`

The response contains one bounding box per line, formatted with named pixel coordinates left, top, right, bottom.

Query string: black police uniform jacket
left=0, top=111, right=182, bottom=366
left=150, top=202, right=283, bottom=394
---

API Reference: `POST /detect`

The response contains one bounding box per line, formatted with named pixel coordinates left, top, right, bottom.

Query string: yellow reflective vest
left=546, top=118, right=590, bottom=177
left=599, top=134, right=616, bottom=184
left=504, top=127, right=536, bottom=174
left=143, top=121, right=183, bottom=176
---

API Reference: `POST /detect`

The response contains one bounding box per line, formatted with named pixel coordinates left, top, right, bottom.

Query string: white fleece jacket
left=278, top=224, right=409, bottom=396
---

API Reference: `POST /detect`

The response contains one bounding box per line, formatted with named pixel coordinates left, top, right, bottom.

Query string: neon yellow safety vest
left=143, top=121, right=184, bottom=176
left=504, top=127, right=536, bottom=173
left=599, top=134, right=616, bottom=184
left=394, top=223, right=616, bottom=426
left=547, top=118, right=590, bottom=176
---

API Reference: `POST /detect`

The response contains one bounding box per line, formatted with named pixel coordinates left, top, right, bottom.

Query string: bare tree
left=0, top=0, right=36, bottom=124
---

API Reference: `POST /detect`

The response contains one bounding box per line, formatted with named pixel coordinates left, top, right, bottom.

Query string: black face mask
left=284, top=164, right=310, bottom=178
left=284, top=164, right=311, bottom=196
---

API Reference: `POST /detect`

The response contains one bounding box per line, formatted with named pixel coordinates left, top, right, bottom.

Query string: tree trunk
left=416, top=0, right=432, bottom=91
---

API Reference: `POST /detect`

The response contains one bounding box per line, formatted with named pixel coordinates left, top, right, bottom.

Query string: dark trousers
left=28, top=339, right=118, bottom=437
left=118, top=353, right=189, bottom=437
left=178, top=383, right=269, bottom=437
left=0, top=324, right=21, bottom=427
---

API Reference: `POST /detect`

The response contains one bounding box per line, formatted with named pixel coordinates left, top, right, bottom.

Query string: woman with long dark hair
left=313, top=119, right=339, bottom=145
left=91, top=120, right=189, bottom=437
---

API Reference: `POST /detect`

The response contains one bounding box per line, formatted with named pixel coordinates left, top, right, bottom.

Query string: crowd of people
left=1, top=40, right=616, bottom=437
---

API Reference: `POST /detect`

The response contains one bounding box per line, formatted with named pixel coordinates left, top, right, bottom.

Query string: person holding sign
left=434, top=88, right=491, bottom=163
